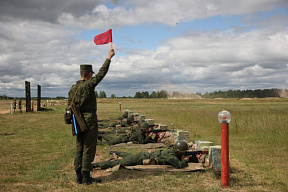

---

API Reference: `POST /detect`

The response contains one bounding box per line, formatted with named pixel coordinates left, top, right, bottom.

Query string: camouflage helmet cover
left=139, top=122, right=149, bottom=129
left=123, top=111, right=128, bottom=118
left=127, top=115, right=134, bottom=121
left=127, top=115, right=134, bottom=125
left=137, top=119, right=145, bottom=125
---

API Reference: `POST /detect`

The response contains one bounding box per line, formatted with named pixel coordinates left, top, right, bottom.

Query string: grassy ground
left=0, top=98, right=287, bottom=191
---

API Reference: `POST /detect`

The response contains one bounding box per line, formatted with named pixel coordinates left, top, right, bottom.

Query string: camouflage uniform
left=68, top=58, right=111, bottom=172
left=13, top=99, right=16, bottom=111
left=102, top=128, right=157, bottom=145
left=18, top=99, right=22, bottom=113
left=97, top=149, right=188, bottom=169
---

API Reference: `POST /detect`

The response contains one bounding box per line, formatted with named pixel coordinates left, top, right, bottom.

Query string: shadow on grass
left=93, top=168, right=206, bottom=183
left=222, top=166, right=276, bottom=189
left=37, top=108, right=54, bottom=112
left=0, top=133, right=15, bottom=136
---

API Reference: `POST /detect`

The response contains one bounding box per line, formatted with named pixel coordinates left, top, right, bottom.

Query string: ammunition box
left=157, top=124, right=168, bottom=130
left=145, top=119, right=154, bottom=125
left=209, top=145, right=221, bottom=171
left=171, top=130, right=189, bottom=142
left=139, top=115, right=146, bottom=121
left=195, top=141, right=214, bottom=150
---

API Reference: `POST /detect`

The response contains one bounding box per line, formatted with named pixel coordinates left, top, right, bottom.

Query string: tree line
left=134, top=90, right=169, bottom=98
left=95, top=90, right=169, bottom=98
left=1, top=88, right=287, bottom=100
left=96, top=88, right=287, bottom=99
left=202, top=88, right=287, bottom=98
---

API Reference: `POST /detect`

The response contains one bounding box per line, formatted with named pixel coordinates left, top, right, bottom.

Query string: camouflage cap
left=80, top=64, right=94, bottom=73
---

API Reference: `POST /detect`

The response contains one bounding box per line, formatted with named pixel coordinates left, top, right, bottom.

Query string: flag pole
left=111, top=42, right=113, bottom=49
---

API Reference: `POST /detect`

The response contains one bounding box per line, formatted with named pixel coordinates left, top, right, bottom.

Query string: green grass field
left=0, top=98, right=287, bottom=191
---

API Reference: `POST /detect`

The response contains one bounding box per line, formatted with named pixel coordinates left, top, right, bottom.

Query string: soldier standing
left=13, top=99, right=16, bottom=112
left=68, top=48, right=115, bottom=185
left=18, top=99, right=22, bottom=113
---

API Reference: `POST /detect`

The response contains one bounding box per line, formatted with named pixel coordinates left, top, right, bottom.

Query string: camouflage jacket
left=152, top=149, right=188, bottom=169
left=129, top=128, right=158, bottom=144
left=68, top=58, right=111, bottom=129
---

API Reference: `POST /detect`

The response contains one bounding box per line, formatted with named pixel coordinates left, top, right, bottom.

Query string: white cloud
left=57, top=0, right=288, bottom=29
left=0, top=0, right=287, bottom=97
left=231, top=65, right=274, bottom=77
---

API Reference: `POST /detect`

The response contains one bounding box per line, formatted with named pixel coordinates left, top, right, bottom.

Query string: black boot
left=75, top=168, right=83, bottom=184
left=92, top=163, right=99, bottom=168
left=82, top=171, right=101, bottom=185
left=97, top=135, right=103, bottom=141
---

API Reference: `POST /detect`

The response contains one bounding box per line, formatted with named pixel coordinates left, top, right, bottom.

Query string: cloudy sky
left=0, top=0, right=288, bottom=98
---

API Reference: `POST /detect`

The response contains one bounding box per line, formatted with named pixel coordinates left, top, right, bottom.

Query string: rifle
left=98, top=118, right=118, bottom=122
left=144, top=129, right=170, bottom=133
left=98, top=131, right=105, bottom=135
left=143, top=129, right=171, bottom=141
left=68, top=81, right=88, bottom=136
left=183, top=150, right=209, bottom=163
left=70, top=102, right=88, bottom=135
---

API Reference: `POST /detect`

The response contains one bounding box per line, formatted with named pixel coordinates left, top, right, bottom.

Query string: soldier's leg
left=98, top=151, right=149, bottom=169
left=102, top=135, right=113, bottom=142
left=108, top=135, right=129, bottom=145
left=81, top=127, right=102, bottom=185
left=97, top=160, right=119, bottom=169
left=82, top=128, right=98, bottom=172
left=109, top=151, right=133, bottom=157
left=118, top=151, right=149, bottom=166
left=74, top=133, right=84, bottom=171
left=74, top=133, right=84, bottom=184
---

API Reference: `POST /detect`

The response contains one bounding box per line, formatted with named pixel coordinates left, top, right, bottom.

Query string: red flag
left=94, top=29, right=112, bottom=45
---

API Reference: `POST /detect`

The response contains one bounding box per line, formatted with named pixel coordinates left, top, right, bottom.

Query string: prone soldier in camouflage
left=100, top=122, right=158, bottom=145
left=110, top=112, right=134, bottom=127
left=68, top=48, right=115, bottom=185
left=93, top=140, right=191, bottom=169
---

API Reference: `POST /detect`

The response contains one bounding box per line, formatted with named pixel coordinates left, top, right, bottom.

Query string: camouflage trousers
left=74, top=128, right=98, bottom=172
left=102, top=134, right=129, bottom=145
left=98, top=151, right=150, bottom=169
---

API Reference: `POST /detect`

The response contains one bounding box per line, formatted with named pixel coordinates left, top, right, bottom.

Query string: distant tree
left=134, top=92, right=142, bottom=98
left=159, top=90, right=168, bottom=98
left=99, top=91, right=106, bottom=98
left=202, top=88, right=282, bottom=98
left=142, top=91, right=149, bottom=98
left=150, top=91, right=158, bottom=98
left=110, top=94, right=116, bottom=99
